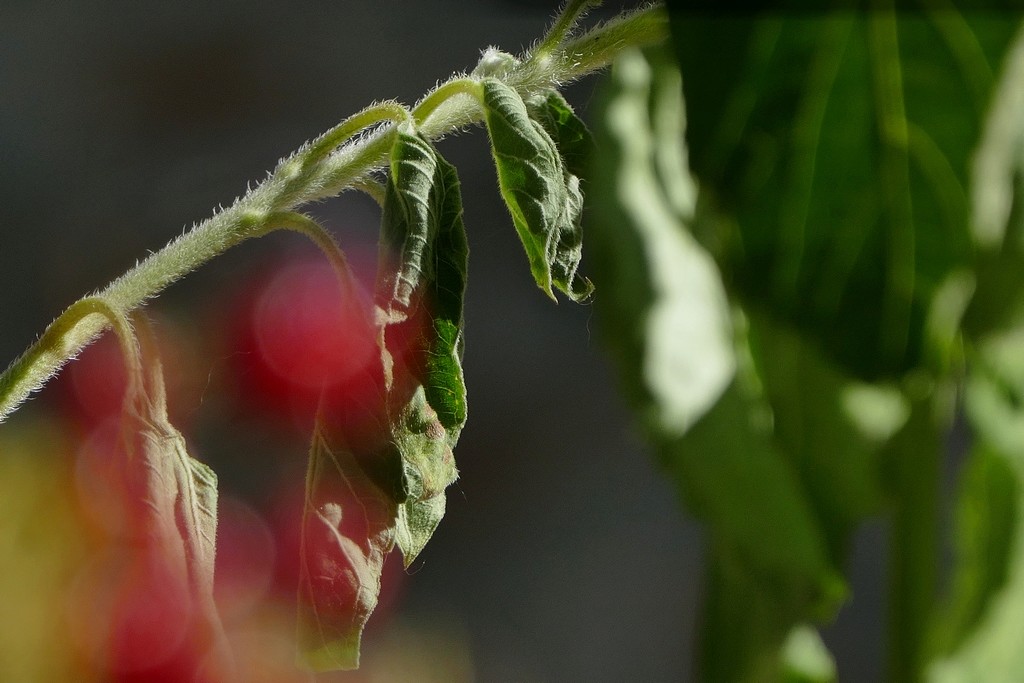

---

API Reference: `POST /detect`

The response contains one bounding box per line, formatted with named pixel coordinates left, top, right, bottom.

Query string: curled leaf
left=376, top=125, right=441, bottom=323
left=117, top=317, right=232, bottom=680
left=297, top=427, right=397, bottom=672
left=526, top=88, right=593, bottom=182
left=378, top=131, right=467, bottom=565
left=481, top=78, right=592, bottom=301
left=299, top=128, right=471, bottom=669
left=392, top=387, right=458, bottom=567
left=421, top=154, right=469, bottom=433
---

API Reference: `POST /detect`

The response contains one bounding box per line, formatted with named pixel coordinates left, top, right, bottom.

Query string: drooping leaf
left=377, top=124, right=441, bottom=324
left=481, top=77, right=592, bottom=301
left=526, top=88, right=593, bottom=182
left=376, top=128, right=466, bottom=565
left=667, top=5, right=1019, bottom=379
left=118, top=329, right=231, bottom=678
left=391, top=386, right=458, bottom=566
left=297, top=425, right=397, bottom=672
left=395, top=487, right=447, bottom=566
left=526, top=89, right=597, bottom=302
left=422, top=154, right=469, bottom=433
left=126, top=405, right=220, bottom=599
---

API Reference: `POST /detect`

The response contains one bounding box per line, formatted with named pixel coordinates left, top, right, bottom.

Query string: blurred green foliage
left=589, top=6, right=1024, bottom=682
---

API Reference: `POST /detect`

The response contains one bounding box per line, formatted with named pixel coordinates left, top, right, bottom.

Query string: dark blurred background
left=0, top=2, right=884, bottom=681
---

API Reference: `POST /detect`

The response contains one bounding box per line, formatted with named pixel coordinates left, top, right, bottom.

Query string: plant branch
left=0, top=2, right=667, bottom=423
left=533, top=0, right=603, bottom=62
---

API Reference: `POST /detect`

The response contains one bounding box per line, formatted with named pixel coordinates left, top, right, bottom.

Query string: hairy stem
left=0, top=2, right=667, bottom=423
left=533, top=0, right=602, bottom=61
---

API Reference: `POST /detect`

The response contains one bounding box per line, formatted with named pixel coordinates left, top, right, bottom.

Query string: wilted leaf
left=481, top=78, right=592, bottom=301
left=297, top=426, right=397, bottom=672
left=526, top=88, right=593, bottom=181
left=421, top=154, right=469, bottom=433
left=377, top=125, right=441, bottom=324
left=526, top=89, right=597, bottom=302
left=378, top=134, right=466, bottom=565
left=395, top=487, right=447, bottom=567
left=391, top=386, right=457, bottom=566
left=115, top=331, right=232, bottom=679
left=125, top=403, right=219, bottom=601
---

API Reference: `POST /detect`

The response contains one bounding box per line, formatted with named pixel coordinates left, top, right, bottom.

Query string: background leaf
left=667, top=6, right=1018, bottom=379
left=589, top=47, right=851, bottom=682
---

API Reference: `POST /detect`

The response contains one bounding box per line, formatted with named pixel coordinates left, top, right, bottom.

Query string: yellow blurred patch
left=0, top=417, right=98, bottom=682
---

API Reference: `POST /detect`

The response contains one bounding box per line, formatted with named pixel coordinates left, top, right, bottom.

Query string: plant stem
left=533, top=0, right=602, bottom=62
left=0, top=2, right=667, bottom=423
left=884, top=396, right=942, bottom=683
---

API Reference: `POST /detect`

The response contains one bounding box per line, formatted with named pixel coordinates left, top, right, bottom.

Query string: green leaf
left=878, top=396, right=945, bottom=682
left=376, top=128, right=466, bottom=566
left=422, top=154, right=469, bottom=432
left=526, top=88, right=593, bottom=182
left=297, top=425, right=397, bottom=672
left=675, top=379, right=839, bottom=598
left=587, top=48, right=733, bottom=435
left=930, top=443, right=1017, bottom=660
left=780, top=625, right=837, bottom=683
left=668, top=7, right=1019, bottom=379
left=377, top=125, right=441, bottom=324
left=963, top=25, right=1024, bottom=338
left=928, top=328, right=1024, bottom=681
left=746, top=313, right=902, bottom=561
left=481, top=78, right=592, bottom=302
left=926, top=30, right=1024, bottom=680
left=590, top=47, right=844, bottom=681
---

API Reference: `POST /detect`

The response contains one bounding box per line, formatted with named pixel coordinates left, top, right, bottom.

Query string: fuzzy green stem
left=533, top=0, right=602, bottom=61
left=551, top=5, right=669, bottom=82
left=350, top=177, right=387, bottom=206
left=306, top=101, right=412, bottom=163
left=0, top=297, right=141, bottom=419
left=254, top=211, right=358, bottom=297
left=411, top=78, right=483, bottom=132
left=0, top=1, right=667, bottom=423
